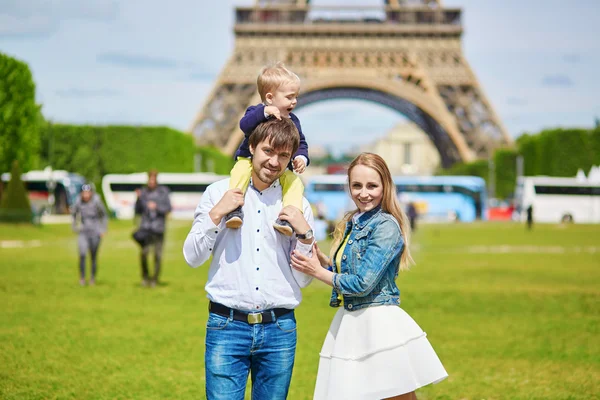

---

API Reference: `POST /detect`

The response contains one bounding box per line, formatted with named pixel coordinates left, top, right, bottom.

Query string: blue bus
left=394, top=176, right=487, bottom=222
left=304, top=175, right=487, bottom=223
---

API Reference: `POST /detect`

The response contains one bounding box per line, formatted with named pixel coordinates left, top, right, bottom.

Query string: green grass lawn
left=1, top=220, right=599, bottom=399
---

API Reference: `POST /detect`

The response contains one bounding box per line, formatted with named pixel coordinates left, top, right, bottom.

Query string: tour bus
left=101, top=172, right=225, bottom=220
left=0, top=169, right=86, bottom=214
left=304, top=174, right=487, bottom=223
left=515, top=176, right=600, bottom=223
left=395, top=176, right=486, bottom=222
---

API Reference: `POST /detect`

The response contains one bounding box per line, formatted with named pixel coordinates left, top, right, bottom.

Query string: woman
left=291, top=153, right=447, bottom=400
left=72, top=184, right=107, bottom=286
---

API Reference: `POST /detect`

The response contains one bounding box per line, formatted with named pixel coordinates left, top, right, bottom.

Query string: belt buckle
left=247, top=312, right=263, bottom=324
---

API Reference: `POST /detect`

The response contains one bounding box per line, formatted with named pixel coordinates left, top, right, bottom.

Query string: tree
left=0, top=53, right=42, bottom=173
left=0, top=160, right=32, bottom=223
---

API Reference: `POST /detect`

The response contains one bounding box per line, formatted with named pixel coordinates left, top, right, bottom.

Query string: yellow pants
left=229, top=157, right=304, bottom=211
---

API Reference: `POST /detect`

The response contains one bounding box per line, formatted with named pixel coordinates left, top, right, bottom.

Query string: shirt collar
left=249, top=177, right=280, bottom=194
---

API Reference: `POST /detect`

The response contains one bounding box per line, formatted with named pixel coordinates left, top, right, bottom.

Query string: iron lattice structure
left=189, top=0, right=511, bottom=167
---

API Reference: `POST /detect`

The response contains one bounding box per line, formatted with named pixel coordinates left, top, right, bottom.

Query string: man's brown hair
left=248, top=118, right=300, bottom=156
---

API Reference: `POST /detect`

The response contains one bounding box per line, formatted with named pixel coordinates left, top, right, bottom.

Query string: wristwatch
left=296, top=229, right=314, bottom=240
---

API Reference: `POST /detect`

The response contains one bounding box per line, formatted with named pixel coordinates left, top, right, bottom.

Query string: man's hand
left=209, top=189, right=245, bottom=225
left=147, top=201, right=157, bottom=210
left=264, top=106, right=282, bottom=120
left=278, top=206, right=311, bottom=240
left=292, top=157, right=306, bottom=174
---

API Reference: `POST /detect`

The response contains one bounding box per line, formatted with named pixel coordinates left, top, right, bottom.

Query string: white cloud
left=0, top=0, right=118, bottom=37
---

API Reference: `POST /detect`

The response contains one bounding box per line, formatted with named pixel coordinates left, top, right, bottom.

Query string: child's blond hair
left=257, top=61, right=300, bottom=102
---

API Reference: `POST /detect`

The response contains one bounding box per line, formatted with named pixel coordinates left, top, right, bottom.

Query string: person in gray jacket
left=72, top=184, right=108, bottom=286
left=134, top=170, right=172, bottom=287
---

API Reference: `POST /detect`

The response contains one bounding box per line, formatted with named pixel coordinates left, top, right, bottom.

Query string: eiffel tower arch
left=189, top=0, right=512, bottom=168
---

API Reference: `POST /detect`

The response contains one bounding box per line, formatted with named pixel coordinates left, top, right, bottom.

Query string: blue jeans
left=205, top=310, right=297, bottom=400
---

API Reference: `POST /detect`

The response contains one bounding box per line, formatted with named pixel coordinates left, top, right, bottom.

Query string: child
left=225, top=61, right=309, bottom=236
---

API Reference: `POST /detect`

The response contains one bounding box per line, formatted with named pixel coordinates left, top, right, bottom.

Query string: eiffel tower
left=189, top=0, right=512, bottom=167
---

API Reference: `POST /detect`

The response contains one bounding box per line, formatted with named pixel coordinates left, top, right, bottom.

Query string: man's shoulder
left=206, top=178, right=231, bottom=194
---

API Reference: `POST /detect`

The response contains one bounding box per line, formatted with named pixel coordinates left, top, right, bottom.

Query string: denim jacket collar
left=346, top=205, right=383, bottom=232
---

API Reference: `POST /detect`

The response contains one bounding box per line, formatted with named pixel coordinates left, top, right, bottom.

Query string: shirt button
left=258, top=210, right=261, bottom=213
left=209, top=248, right=212, bottom=251
left=257, top=229, right=260, bottom=233
left=342, top=255, right=347, bottom=260
left=348, top=240, right=353, bottom=244
left=256, top=287, right=259, bottom=291
left=214, top=231, right=218, bottom=234
left=256, top=267, right=260, bottom=271
left=348, top=304, right=353, bottom=309
left=257, top=248, right=259, bottom=252
left=256, top=306, right=260, bottom=309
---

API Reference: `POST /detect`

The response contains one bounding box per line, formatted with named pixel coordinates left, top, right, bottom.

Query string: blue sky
left=1, top=0, right=598, bottom=153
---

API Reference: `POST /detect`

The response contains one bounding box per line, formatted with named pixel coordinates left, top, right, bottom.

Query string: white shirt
left=183, top=178, right=315, bottom=312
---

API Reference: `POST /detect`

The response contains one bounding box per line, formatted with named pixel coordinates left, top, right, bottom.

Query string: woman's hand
left=313, top=242, right=332, bottom=268
left=291, top=244, right=334, bottom=286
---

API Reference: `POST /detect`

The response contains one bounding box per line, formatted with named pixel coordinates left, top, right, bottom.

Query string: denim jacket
left=330, top=206, right=405, bottom=311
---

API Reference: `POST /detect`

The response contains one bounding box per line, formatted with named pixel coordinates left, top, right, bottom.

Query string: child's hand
left=264, top=106, right=281, bottom=120
left=293, top=157, right=306, bottom=174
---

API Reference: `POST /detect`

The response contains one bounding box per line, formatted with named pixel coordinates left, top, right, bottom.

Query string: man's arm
left=239, top=104, right=268, bottom=135
left=71, top=200, right=80, bottom=232
left=156, top=187, right=172, bottom=216
left=183, top=185, right=221, bottom=268
left=280, top=199, right=316, bottom=288
left=134, top=190, right=145, bottom=215
left=95, top=195, right=108, bottom=234
left=183, top=184, right=244, bottom=268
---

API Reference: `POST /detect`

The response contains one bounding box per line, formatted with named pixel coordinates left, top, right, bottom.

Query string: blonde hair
left=257, top=61, right=300, bottom=102
left=330, top=153, right=413, bottom=271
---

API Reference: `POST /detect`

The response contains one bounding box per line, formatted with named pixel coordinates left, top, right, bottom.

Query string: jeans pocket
left=206, top=313, right=230, bottom=330
left=275, top=315, right=297, bottom=333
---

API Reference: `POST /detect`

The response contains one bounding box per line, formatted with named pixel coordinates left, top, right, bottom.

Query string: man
left=135, top=169, right=171, bottom=287
left=72, top=184, right=108, bottom=286
left=183, top=118, right=315, bottom=400
left=407, top=202, right=418, bottom=232
left=526, top=204, right=533, bottom=230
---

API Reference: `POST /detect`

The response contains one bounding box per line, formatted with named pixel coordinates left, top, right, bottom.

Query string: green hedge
left=493, top=149, right=518, bottom=199
left=439, top=127, right=599, bottom=199
left=39, top=123, right=236, bottom=196
left=438, top=159, right=488, bottom=180
left=196, top=146, right=234, bottom=175
left=0, top=53, right=42, bottom=173
left=40, top=124, right=197, bottom=188
left=0, top=160, right=32, bottom=223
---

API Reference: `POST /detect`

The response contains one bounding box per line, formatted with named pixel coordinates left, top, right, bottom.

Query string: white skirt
left=313, top=305, right=448, bottom=400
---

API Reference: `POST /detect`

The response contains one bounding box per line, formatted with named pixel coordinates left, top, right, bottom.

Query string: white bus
left=515, top=176, right=600, bottom=223
left=101, top=172, right=225, bottom=220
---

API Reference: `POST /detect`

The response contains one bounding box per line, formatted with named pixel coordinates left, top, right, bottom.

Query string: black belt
left=209, top=301, right=292, bottom=325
